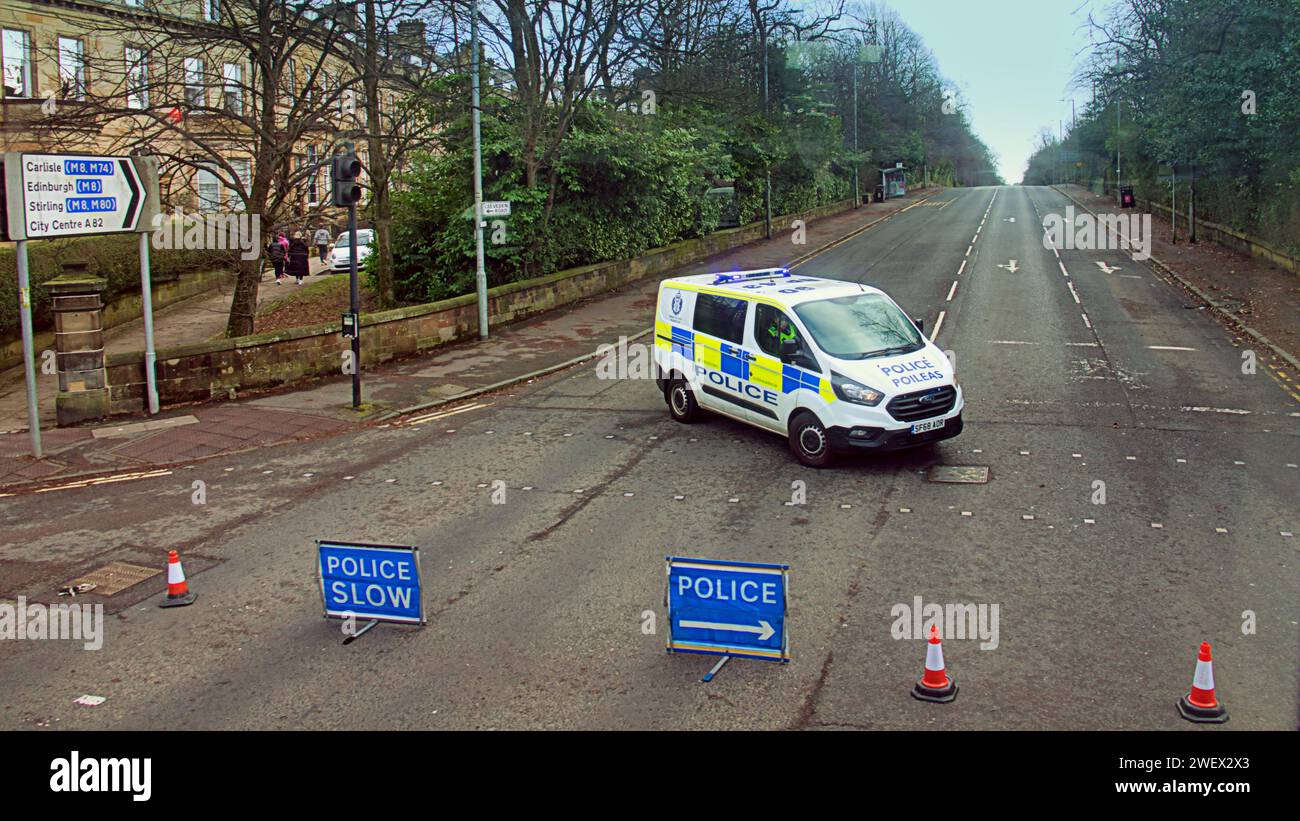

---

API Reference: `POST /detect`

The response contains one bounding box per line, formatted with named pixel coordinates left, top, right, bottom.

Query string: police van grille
left=887, top=385, right=956, bottom=421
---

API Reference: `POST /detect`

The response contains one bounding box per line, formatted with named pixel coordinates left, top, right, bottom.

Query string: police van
left=653, top=268, right=962, bottom=467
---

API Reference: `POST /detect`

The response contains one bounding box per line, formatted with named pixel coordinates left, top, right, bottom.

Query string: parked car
left=329, top=229, right=375, bottom=273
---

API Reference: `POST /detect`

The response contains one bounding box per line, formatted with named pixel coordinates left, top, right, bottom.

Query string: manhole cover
left=927, top=465, right=990, bottom=484
left=66, top=562, right=161, bottom=596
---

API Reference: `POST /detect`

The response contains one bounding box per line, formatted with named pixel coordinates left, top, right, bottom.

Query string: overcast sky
left=897, top=0, right=1102, bottom=184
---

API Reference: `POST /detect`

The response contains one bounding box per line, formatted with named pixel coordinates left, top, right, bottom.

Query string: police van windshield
left=793, top=293, right=924, bottom=360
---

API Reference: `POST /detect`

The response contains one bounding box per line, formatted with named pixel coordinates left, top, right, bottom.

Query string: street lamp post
left=851, top=67, right=858, bottom=206
left=1115, top=49, right=1122, bottom=205
left=762, top=16, right=772, bottom=239
left=471, top=0, right=488, bottom=338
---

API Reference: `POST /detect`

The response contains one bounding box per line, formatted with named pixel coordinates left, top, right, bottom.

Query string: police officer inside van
left=761, top=307, right=799, bottom=357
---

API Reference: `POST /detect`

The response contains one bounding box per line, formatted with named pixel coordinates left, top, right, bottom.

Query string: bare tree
left=34, top=1, right=417, bottom=336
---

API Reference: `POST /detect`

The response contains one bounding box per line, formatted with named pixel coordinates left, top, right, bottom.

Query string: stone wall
left=0, top=268, right=233, bottom=372
left=104, top=198, right=855, bottom=416
left=1141, top=198, right=1298, bottom=275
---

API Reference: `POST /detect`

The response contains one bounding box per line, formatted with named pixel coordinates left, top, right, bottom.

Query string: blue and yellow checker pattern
left=654, top=320, right=694, bottom=362
left=656, top=320, right=835, bottom=405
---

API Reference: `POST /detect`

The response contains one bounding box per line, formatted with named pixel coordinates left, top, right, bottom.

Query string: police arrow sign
left=3, top=152, right=157, bottom=240
left=666, top=556, right=789, bottom=662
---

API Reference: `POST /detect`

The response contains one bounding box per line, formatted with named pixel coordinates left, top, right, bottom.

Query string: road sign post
left=4, top=152, right=159, bottom=456
left=666, top=556, right=790, bottom=680
left=14, top=240, right=40, bottom=458
left=317, top=540, right=425, bottom=644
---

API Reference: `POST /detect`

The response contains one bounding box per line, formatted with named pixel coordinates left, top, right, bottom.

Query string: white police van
left=653, top=268, right=962, bottom=467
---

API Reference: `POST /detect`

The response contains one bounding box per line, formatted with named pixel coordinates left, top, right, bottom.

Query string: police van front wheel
left=789, top=411, right=834, bottom=468
left=667, top=379, right=701, bottom=423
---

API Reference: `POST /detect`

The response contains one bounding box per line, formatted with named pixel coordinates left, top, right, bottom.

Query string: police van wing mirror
left=913, top=317, right=924, bottom=333
left=780, top=338, right=799, bottom=359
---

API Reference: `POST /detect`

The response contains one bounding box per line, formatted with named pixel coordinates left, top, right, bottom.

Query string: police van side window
left=694, top=294, right=748, bottom=344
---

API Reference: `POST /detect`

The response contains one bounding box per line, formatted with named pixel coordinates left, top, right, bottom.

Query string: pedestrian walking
left=314, top=225, right=331, bottom=265
left=266, top=234, right=287, bottom=284
left=287, top=232, right=311, bottom=285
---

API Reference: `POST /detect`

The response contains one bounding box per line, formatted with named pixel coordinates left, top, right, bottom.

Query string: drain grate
left=66, top=562, right=161, bottom=596
left=927, top=465, right=991, bottom=484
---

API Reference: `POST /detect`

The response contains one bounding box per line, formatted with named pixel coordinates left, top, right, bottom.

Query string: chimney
left=396, top=20, right=426, bottom=53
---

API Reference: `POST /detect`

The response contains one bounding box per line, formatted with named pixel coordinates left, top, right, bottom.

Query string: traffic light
left=330, top=151, right=363, bottom=207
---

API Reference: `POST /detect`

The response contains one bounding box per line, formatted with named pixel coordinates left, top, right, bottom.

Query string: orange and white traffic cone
left=1177, top=641, right=1227, bottom=723
left=911, top=624, right=958, bottom=703
left=158, top=549, right=197, bottom=608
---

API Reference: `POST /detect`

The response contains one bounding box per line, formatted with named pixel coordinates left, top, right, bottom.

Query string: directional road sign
left=481, top=200, right=511, bottom=217
left=318, top=540, right=424, bottom=625
left=3, top=153, right=157, bottom=241
left=666, top=556, right=789, bottom=662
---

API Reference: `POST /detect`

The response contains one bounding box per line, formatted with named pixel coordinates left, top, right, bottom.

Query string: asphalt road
left=1, top=186, right=1295, bottom=730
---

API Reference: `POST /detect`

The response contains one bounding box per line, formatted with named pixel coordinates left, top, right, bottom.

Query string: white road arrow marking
left=1003, top=217, right=1016, bottom=223
left=681, top=619, right=775, bottom=641
left=997, top=259, right=1019, bottom=273
left=1095, top=261, right=1121, bottom=274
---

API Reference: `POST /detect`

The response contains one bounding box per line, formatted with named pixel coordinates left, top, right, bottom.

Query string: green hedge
left=0, top=234, right=229, bottom=339
left=384, top=101, right=853, bottom=304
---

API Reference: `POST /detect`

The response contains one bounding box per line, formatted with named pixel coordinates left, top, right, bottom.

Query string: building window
left=222, top=62, right=242, bottom=115
left=196, top=165, right=221, bottom=211
left=2, top=29, right=32, bottom=98
left=184, top=57, right=205, bottom=108
left=693, top=294, right=748, bottom=345
left=304, top=145, right=319, bottom=205
left=125, top=46, right=148, bottom=109
left=58, top=37, right=85, bottom=100
left=226, top=159, right=249, bottom=210
left=286, top=58, right=296, bottom=102
left=203, top=1, right=221, bottom=23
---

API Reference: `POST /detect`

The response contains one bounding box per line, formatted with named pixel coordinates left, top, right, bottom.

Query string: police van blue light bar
left=712, top=268, right=790, bottom=285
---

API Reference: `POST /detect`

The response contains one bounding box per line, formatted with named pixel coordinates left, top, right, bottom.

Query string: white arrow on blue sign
left=666, top=556, right=789, bottom=662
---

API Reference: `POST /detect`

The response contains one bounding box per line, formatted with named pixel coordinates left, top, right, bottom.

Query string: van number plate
left=911, top=418, right=945, bottom=434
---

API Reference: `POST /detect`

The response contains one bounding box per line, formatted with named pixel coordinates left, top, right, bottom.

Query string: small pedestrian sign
left=666, top=556, right=789, bottom=665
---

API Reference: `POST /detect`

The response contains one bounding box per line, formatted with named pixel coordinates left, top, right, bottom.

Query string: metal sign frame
left=665, top=555, right=790, bottom=663
left=317, top=539, right=425, bottom=626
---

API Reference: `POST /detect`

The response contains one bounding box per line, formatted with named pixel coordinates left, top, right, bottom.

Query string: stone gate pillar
left=48, top=263, right=110, bottom=427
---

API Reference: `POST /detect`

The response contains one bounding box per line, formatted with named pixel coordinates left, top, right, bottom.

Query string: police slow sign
left=666, top=556, right=789, bottom=662
left=317, top=540, right=424, bottom=625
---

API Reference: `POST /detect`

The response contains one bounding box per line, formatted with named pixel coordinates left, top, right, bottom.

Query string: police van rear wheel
left=667, top=379, right=701, bottom=423
left=789, top=411, right=833, bottom=468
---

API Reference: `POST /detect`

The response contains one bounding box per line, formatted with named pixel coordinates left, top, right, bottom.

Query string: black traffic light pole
left=331, top=148, right=363, bottom=408
left=348, top=198, right=360, bottom=408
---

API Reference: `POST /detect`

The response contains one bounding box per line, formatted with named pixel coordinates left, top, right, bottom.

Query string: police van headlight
left=831, top=371, right=884, bottom=406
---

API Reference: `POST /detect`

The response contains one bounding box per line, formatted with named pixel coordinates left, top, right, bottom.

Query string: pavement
left=0, top=190, right=937, bottom=488
left=0, top=185, right=1294, bottom=731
